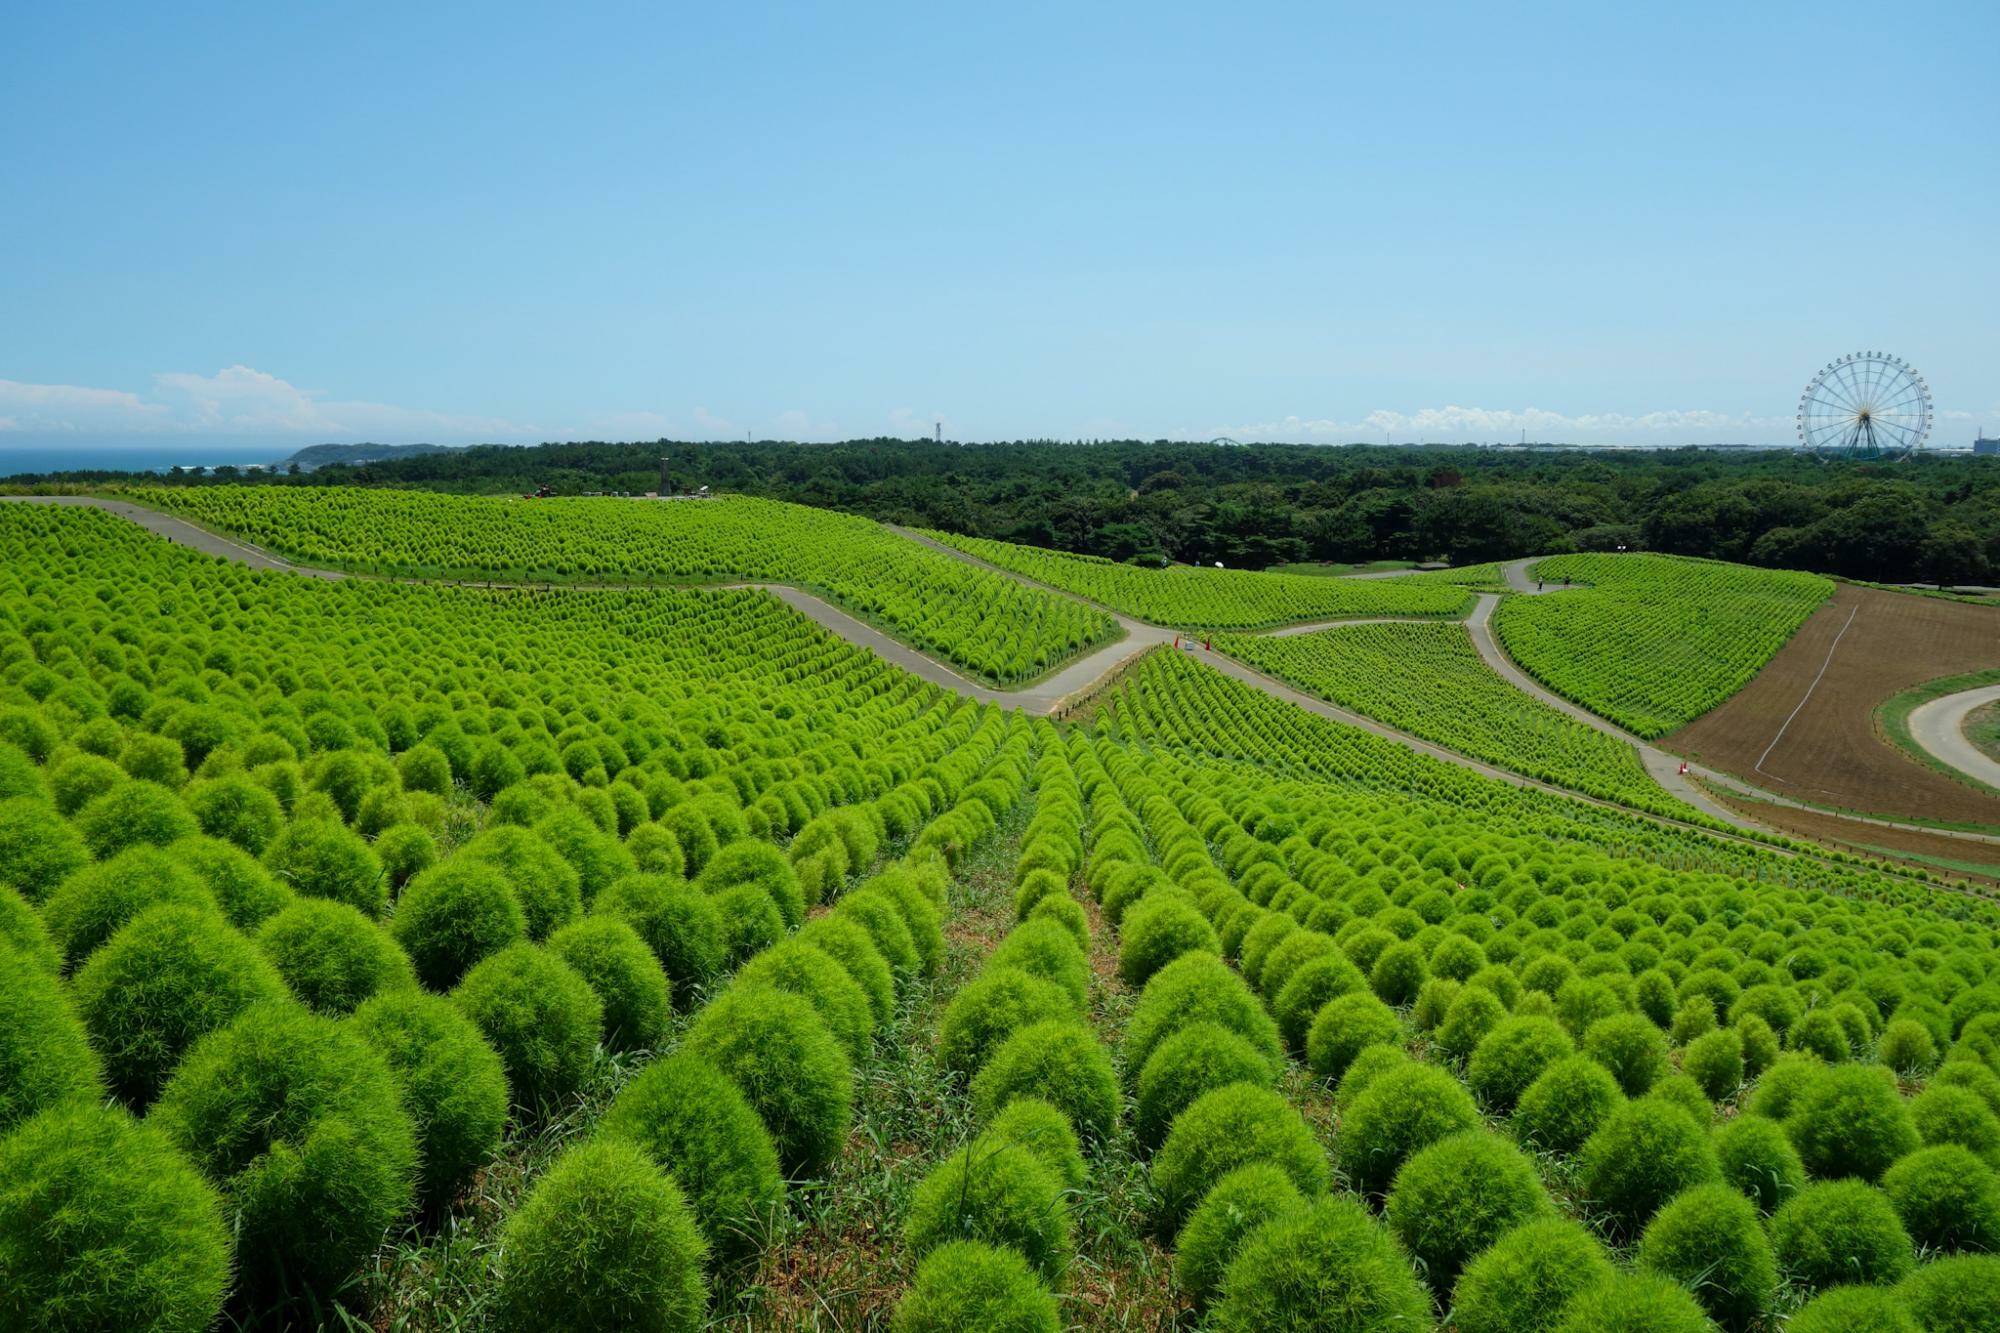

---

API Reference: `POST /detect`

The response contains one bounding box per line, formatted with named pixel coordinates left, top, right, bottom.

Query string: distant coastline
left=0, top=441, right=454, bottom=478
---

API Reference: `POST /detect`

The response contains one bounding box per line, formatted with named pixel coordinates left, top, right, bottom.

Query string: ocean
left=0, top=443, right=288, bottom=476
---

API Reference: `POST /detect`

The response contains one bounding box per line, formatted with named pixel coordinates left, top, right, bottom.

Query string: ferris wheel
left=1797, top=352, right=1932, bottom=460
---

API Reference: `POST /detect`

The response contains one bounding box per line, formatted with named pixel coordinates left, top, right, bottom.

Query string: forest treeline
left=14, top=439, right=2000, bottom=583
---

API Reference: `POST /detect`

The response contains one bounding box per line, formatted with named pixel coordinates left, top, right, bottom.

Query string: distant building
left=1976, top=435, right=2000, bottom=457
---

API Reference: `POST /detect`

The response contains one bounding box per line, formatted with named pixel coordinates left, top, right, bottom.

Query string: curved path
left=1908, top=685, right=2000, bottom=793
left=1469, top=570, right=2000, bottom=849
left=1463, top=594, right=1741, bottom=826
left=16, top=496, right=1786, bottom=841
left=19, top=497, right=1987, bottom=864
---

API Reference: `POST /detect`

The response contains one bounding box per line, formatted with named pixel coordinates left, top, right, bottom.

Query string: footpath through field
left=21, top=496, right=1986, bottom=863
left=1484, top=558, right=2000, bottom=850
left=1907, top=685, right=2000, bottom=793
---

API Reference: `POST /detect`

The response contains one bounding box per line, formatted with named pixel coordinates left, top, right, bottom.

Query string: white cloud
left=0, top=366, right=531, bottom=442
left=0, top=379, right=173, bottom=432
left=1204, top=406, right=1792, bottom=445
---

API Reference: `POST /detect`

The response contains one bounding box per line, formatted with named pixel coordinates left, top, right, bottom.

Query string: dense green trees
left=31, top=438, right=1996, bottom=582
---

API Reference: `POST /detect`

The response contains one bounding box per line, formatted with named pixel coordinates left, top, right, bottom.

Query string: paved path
left=20, top=497, right=1985, bottom=862
left=1908, top=685, right=2000, bottom=792
left=8, top=495, right=342, bottom=578
left=1467, top=586, right=2000, bottom=848
left=1464, top=593, right=1749, bottom=828
left=1500, top=556, right=1564, bottom=595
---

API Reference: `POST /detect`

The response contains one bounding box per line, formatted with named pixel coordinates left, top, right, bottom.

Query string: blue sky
left=2, top=0, right=1995, bottom=452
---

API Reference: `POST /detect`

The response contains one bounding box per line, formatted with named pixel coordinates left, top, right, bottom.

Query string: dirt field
left=1670, top=584, right=2000, bottom=827
left=1711, top=792, right=2000, bottom=888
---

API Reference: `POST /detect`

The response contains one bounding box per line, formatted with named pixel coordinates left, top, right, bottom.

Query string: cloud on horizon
left=4, top=367, right=1992, bottom=449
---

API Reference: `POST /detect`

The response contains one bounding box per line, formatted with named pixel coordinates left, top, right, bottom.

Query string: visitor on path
left=1537, top=579, right=1543, bottom=591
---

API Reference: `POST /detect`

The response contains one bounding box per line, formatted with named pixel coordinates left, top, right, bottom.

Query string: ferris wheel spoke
left=1848, top=358, right=1881, bottom=411
left=1833, top=360, right=1870, bottom=413
left=1853, top=357, right=1884, bottom=411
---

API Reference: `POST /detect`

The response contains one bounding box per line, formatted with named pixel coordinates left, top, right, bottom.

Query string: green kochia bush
left=75, top=780, right=197, bottom=859
left=1770, top=1179, right=1915, bottom=1292
left=732, top=940, right=874, bottom=1063
left=598, top=1051, right=784, bottom=1265
left=696, top=840, right=806, bottom=930
left=1385, top=1129, right=1546, bottom=1293
left=1638, top=1182, right=1776, bottom=1330
left=0, top=944, right=101, bottom=1132
left=1898, top=1254, right=2000, bottom=1333
left=1786, top=1285, right=1920, bottom=1333
left=1910, top=1083, right=2000, bottom=1162
left=0, top=795, right=89, bottom=902
left=1338, top=1060, right=1482, bottom=1197
left=0, top=883, right=58, bottom=973
left=593, top=873, right=725, bottom=1000
left=152, top=1002, right=419, bottom=1297
left=42, top=845, right=214, bottom=969
left=1118, top=893, right=1220, bottom=987
left=1879, top=1144, right=2000, bottom=1253
left=0, top=1102, right=231, bottom=1333
left=392, top=858, right=529, bottom=990
left=985, top=918, right=1089, bottom=1009
left=494, top=1139, right=707, bottom=1333
left=1153, top=1083, right=1328, bottom=1231
left=903, top=1142, right=1072, bottom=1282
left=979, top=1097, right=1087, bottom=1194
left=1746, top=1051, right=1824, bottom=1120
left=533, top=807, right=636, bottom=907
left=1578, top=1098, right=1719, bottom=1234
left=891, top=1240, right=1061, bottom=1333
left=1878, top=1018, right=1939, bottom=1076
left=1550, top=1271, right=1716, bottom=1333
left=257, top=897, right=415, bottom=1014
left=1683, top=1027, right=1745, bottom=1102
left=1175, top=1163, right=1307, bottom=1309
left=547, top=917, right=673, bottom=1053
left=1210, top=1196, right=1431, bottom=1333
left=73, top=903, right=289, bottom=1106
left=167, top=835, right=292, bottom=930
left=451, top=942, right=603, bottom=1112
left=971, top=1020, right=1119, bottom=1144
left=458, top=824, right=582, bottom=940
left=1512, top=1053, right=1623, bottom=1154
left=936, top=969, right=1075, bottom=1077
left=683, top=984, right=852, bottom=1176
left=1713, top=1113, right=1807, bottom=1213
left=1785, top=1062, right=1918, bottom=1182
left=709, top=883, right=783, bottom=968
left=1304, top=991, right=1401, bottom=1086
left=1123, top=953, right=1281, bottom=1088
left=1451, top=1217, right=1615, bottom=1333
left=1583, top=1013, right=1669, bottom=1096
left=1273, top=952, right=1369, bottom=1052
left=262, top=817, right=386, bottom=917
left=1135, top=1021, right=1274, bottom=1149
left=1467, top=1016, right=1575, bottom=1112
left=797, top=916, right=895, bottom=1025
left=348, top=989, right=509, bottom=1205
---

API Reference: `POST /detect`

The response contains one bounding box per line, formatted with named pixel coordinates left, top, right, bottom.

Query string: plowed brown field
left=1670, top=584, right=2000, bottom=827
left=1709, top=793, right=2000, bottom=887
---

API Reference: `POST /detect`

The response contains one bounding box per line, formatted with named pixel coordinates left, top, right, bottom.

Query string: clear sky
left=2, top=0, right=1995, bottom=453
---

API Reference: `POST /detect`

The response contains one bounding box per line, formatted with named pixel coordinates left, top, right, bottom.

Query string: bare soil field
left=1710, top=792, right=2000, bottom=888
left=1670, top=583, right=2000, bottom=827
